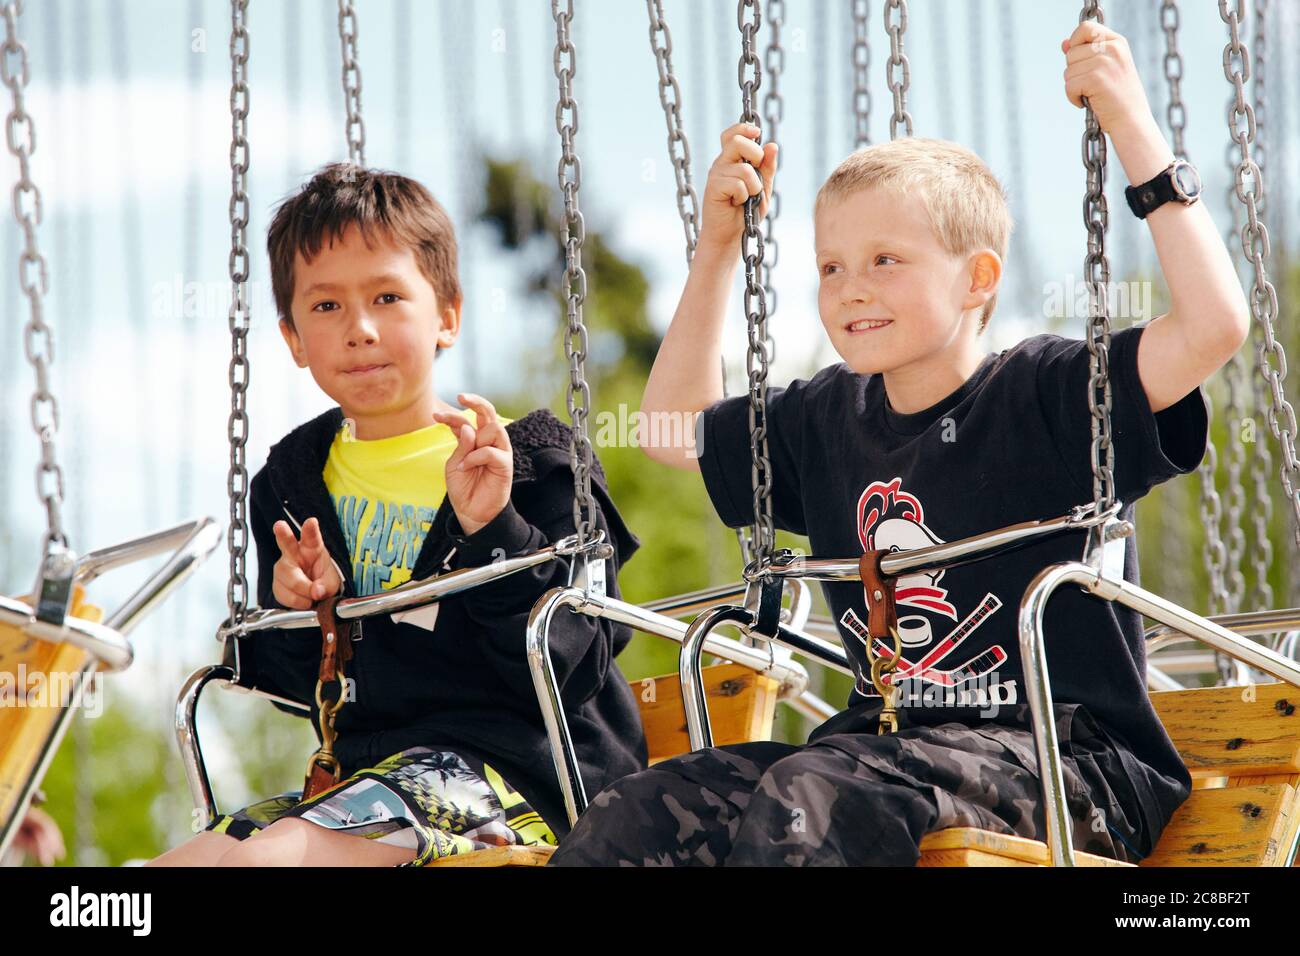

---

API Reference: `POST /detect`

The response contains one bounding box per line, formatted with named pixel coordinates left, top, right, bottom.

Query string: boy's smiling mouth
left=845, top=318, right=893, bottom=333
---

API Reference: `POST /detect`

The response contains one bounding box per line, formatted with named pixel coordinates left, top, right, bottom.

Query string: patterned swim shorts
left=205, top=747, right=556, bottom=867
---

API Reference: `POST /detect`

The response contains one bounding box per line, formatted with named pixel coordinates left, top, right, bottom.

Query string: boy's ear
left=279, top=318, right=309, bottom=368
left=966, top=250, right=1002, bottom=310
left=436, top=296, right=462, bottom=350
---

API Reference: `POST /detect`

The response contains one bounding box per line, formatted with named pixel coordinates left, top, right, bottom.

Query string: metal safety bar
left=758, top=502, right=1119, bottom=584
left=0, top=518, right=222, bottom=860
left=676, top=504, right=1119, bottom=749
left=2, top=518, right=222, bottom=671
left=1145, top=607, right=1300, bottom=651
left=218, top=532, right=603, bottom=640
left=173, top=663, right=316, bottom=828
left=1020, top=561, right=1300, bottom=867
left=526, top=585, right=848, bottom=826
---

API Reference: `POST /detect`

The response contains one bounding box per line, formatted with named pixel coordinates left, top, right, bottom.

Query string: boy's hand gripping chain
left=859, top=551, right=902, bottom=734
left=302, top=596, right=356, bottom=801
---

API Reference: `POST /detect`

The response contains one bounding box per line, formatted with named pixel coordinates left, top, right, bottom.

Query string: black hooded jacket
left=229, top=405, right=648, bottom=835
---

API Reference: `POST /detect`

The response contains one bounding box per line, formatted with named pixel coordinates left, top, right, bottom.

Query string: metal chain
left=337, top=0, right=365, bottom=167
left=1160, top=0, right=1188, bottom=161
left=1221, top=317, right=1248, bottom=611
left=226, top=0, right=252, bottom=624
left=3, top=0, right=68, bottom=552
left=645, top=0, right=756, bottom=566
left=1221, top=0, right=1300, bottom=555
left=738, top=0, right=775, bottom=565
left=647, top=0, right=700, bottom=264
left=1252, top=0, right=1266, bottom=216
left=852, top=0, right=870, bottom=148
left=1159, top=0, right=1223, bottom=613
left=1158, top=0, right=1231, bottom=614
left=761, top=0, right=782, bottom=365
left=552, top=0, right=597, bottom=545
left=1222, top=91, right=1248, bottom=617
left=1079, top=1, right=1115, bottom=512
left=1247, top=0, right=1275, bottom=614
left=884, top=0, right=911, bottom=139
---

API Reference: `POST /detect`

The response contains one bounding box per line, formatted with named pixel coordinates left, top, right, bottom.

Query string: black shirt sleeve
left=698, top=378, right=810, bottom=536
left=1034, top=323, right=1209, bottom=506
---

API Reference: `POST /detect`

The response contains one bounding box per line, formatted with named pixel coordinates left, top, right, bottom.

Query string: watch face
left=1172, top=162, right=1201, bottom=200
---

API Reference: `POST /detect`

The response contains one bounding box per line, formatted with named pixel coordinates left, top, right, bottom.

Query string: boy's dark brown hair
left=268, top=163, right=461, bottom=332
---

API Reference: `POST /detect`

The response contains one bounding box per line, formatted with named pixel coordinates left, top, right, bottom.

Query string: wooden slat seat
left=425, top=844, right=555, bottom=867
left=428, top=661, right=780, bottom=866
left=435, top=666, right=1300, bottom=867
left=919, top=682, right=1300, bottom=867
left=917, top=827, right=1133, bottom=867
left=0, top=589, right=103, bottom=836
left=636, top=662, right=780, bottom=764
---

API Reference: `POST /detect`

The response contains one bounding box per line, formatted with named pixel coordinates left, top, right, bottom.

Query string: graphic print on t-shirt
left=333, top=495, right=439, bottom=595
left=840, top=477, right=1017, bottom=710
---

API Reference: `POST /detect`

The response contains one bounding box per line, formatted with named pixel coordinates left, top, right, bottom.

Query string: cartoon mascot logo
left=843, top=477, right=1011, bottom=701
left=857, top=477, right=957, bottom=620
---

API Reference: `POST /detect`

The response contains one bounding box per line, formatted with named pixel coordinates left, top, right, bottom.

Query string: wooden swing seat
left=918, top=681, right=1300, bottom=867
left=435, top=670, right=1300, bottom=868
left=429, top=662, right=778, bottom=867
left=0, top=588, right=104, bottom=835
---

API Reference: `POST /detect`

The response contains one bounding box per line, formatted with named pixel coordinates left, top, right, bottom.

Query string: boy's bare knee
left=215, top=817, right=315, bottom=867
left=145, top=830, right=239, bottom=867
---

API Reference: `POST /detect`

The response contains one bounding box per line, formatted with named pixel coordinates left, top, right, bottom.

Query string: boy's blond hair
left=815, top=137, right=1011, bottom=333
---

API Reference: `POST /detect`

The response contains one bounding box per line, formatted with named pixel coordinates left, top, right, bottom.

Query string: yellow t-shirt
left=322, top=410, right=511, bottom=596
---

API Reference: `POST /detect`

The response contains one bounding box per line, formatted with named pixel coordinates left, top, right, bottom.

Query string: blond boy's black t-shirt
left=698, top=323, right=1206, bottom=844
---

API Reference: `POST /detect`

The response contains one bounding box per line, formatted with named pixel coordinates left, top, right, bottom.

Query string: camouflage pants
left=549, top=713, right=1148, bottom=866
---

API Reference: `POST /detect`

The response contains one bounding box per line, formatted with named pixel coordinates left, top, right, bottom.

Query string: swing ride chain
left=226, top=0, right=252, bottom=624
left=646, top=0, right=700, bottom=265
left=761, top=0, right=782, bottom=364
left=2, top=0, right=68, bottom=554
left=884, top=0, right=911, bottom=140
left=553, top=0, right=598, bottom=548
left=337, top=0, right=366, bottom=168
left=1079, top=1, right=1116, bottom=514
left=1160, top=0, right=1232, bottom=616
left=852, top=0, right=871, bottom=148
left=738, top=0, right=776, bottom=567
left=1221, top=0, right=1300, bottom=557
left=646, top=0, right=756, bottom=568
left=1160, top=0, right=1187, bottom=161
left=1246, top=0, right=1274, bottom=615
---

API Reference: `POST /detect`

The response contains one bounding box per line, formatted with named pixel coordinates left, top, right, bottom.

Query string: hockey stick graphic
left=840, top=594, right=1004, bottom=686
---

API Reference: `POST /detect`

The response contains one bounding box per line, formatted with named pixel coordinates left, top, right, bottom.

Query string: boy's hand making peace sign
left=272, top=516, right=342, bottom=609
left=432, top=393, right=513, bottom=537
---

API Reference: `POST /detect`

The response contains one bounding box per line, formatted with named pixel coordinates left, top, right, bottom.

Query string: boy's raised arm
left=641, top=122, right=778, bottom=472
left=1061, top=21, right=1250, bottom=413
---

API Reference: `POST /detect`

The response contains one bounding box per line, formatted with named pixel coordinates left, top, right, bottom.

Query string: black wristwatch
left=1124, top=159, right=1202, bottom=219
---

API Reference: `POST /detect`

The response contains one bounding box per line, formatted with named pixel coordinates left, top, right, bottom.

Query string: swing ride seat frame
left=179, top=530, right=611, bottom=826
left=523, top=501, right=1123, bottom=827
left=0, top=518, right=223, bottom=860
left=521, top=496, right=1300, bottom=868
left=174, top=576, right=823, bottom=860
